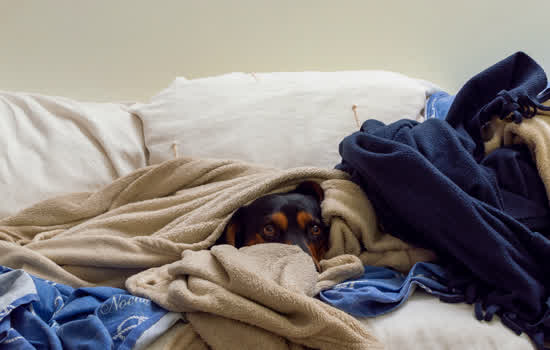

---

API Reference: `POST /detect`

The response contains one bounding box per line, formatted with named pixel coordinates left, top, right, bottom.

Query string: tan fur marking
left=225, top=222, right=238, bottom=246
left=245, top=233, right=266, bottom=246
left=307, top=242, right=322, bottom=271
left=271, top=212, right=288, bottom=231
left=296, top=211, right=313, bottom=230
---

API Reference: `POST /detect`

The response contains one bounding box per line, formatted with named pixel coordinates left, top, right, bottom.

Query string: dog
left=217, top=181, right=329, bottom=270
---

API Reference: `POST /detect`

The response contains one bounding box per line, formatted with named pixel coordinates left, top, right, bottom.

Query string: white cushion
left=362, top=293, right=533, bottom=350
left=0, top=91, right=147, bottom=218
left=130, top=71, right=435, bottom=169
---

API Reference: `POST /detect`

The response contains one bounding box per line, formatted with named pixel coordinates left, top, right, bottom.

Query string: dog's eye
left=263, top=224, right=276, bottom=237
left=309, top=224, right=321, bottom=236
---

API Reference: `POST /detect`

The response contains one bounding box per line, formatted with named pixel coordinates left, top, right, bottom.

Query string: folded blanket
left=336, top=52, right=550, bottom=349
left=485, top=101, right=550, bottom=201
left=0, top=266, right=180, bottom=350
left=321, top=178, right=435, bottom=271
left=127, top=244, right=382, bottom=350
left=0, top=157, right=431, bottom=288
left=0, top=157, right=432, bottom=349
left=147, top=322, right=209, bottom=350
left=445, top=51, right=550, bottom=159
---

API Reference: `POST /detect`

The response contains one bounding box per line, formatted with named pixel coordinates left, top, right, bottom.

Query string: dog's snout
left=286, top=233, right=321, bottom=271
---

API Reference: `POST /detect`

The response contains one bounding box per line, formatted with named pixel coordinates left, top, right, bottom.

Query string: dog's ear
left=293, top=181, right=324, bottom=202
left=218, top=207, right=246, bottom=247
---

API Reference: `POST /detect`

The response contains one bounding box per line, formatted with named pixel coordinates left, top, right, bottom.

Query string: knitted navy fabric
left=336, top=52, right=550, bottom=348
left=446, top=52, right=550, bottom=160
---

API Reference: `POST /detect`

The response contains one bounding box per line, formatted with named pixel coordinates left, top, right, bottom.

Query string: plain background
left=1, top=0, right=549, bottom=102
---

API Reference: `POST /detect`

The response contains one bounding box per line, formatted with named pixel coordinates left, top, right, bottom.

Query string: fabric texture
left=129, top=71, right=436, bottom=168
left=425, top=92, right=550, bottom=225
left=0, top=91, right=147, bottom=219
left=336, top=52, right=550, bottom=349
left=320, top=177, right=436, bottom=270
left=361, top=293, right=534, bottom=350
left=445, top=52, right=550, bottom=159
left=0, top=157, right=431, bottom=288
left=0, top=157, right=432, bottom=349
left=0, top=266, right=179, bottom=350
left=320, top=262, right=463, bottom=318
left=127, top=244, right=382, bottom=350
left=147, top=296, right=536, bottom=350
left=147, top=322, right=209, bottom=350
left=425, top=91, right=455, bottom=120
left=484, top=101, right=550, bottom=198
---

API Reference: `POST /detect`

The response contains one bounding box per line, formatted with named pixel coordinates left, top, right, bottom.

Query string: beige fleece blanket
left=127, top=244, right=382, bottom=350
left=0, top=157, right=432, bottom=287
left=0, top=157, right=434, bottom=349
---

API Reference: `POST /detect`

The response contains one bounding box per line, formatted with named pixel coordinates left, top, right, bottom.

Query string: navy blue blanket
left=336, top=52, right=550, bottom=349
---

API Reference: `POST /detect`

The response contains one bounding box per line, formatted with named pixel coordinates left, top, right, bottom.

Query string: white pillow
left=0, top=91, right=147, bottom=218
left=130, top=71, right=435, bottom=168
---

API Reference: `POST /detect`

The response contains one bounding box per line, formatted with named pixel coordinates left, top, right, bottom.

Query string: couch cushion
left=130, top=71, right=436, bottom=169
left=0, top=91, right=147, bottom=218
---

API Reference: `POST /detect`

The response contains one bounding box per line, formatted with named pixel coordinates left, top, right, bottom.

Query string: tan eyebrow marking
left=297, top=211, right=313, bottom=230
left=271, top=212, right=288, bottom=231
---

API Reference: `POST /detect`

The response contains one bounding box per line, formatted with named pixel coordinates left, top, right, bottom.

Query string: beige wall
left=1, top=0, right=549, bottom=102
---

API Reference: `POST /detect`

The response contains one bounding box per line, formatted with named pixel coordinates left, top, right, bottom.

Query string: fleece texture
left=336, top=52, right=550, bottom=349
left=0, top=157, right=431, bottom=288
left=0, top=157, right=433, bottom=349
left=127, top=244, right=382, bottom=350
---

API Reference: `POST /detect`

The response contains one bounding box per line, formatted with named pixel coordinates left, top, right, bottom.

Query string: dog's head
left=218, top=181, right=329, bottom=270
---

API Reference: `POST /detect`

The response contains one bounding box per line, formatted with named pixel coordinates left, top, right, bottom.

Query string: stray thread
left=352, top=105, right=360, bottom=129
left=171, top=141, right=179, bottom=159
left=250, top=72, right=259, bottom=82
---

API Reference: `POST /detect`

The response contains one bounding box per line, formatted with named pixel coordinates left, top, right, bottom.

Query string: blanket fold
left=0, top=157, right=430, bottom=288
left=336, top=52, right=550, bottom=349
left=485, top=101, right=550, bottom=202
left=126, top=244, right=382, bottom=350
left=0, top=156, right=434, bottom=349
left=321, top=179, right=435, bottom=271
